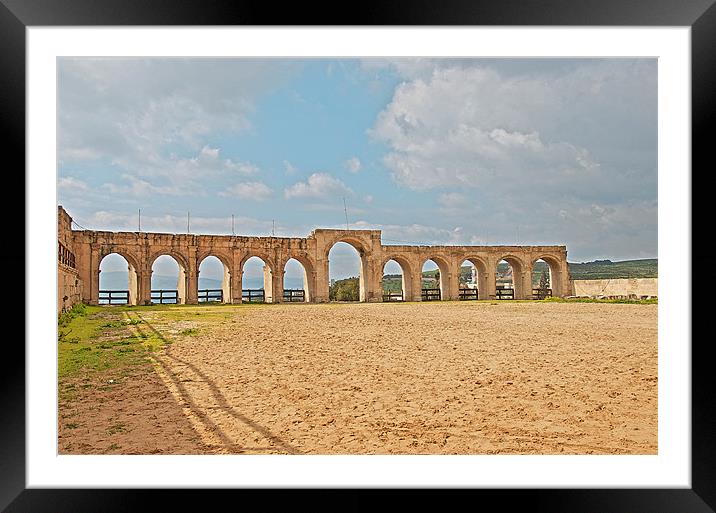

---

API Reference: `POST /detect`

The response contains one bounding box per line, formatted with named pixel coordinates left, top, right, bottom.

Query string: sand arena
left=59, top=301, right=657, bottom=455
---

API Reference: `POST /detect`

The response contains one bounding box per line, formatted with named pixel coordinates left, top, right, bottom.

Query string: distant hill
left=566, top=258, right=658, bottom=280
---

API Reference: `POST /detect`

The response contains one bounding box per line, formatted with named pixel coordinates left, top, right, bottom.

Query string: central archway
left=327, top=239, right=368, bottom=302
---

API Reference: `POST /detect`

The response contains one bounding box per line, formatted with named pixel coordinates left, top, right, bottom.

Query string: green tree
left=538, top=270, right=550, bottom=299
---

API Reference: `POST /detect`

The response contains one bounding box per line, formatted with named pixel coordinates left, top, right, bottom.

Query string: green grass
left=57, top=305, right=170, bottom=392
left=543, top=296, right=657, bottom=305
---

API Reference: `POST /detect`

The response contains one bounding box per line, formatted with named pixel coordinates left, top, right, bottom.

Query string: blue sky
left=57, top=58, right=657, bottom=280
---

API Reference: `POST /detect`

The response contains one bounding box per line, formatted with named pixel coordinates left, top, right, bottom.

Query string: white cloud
left=370, top=61, right=655, bottom=203
left=58, top=176, right=88, bottom=193
left=219, top=181, right=273, bottom=201
left=437, top=192, right=467, bottom=208
left=363, top=195, right=374, bottom=204
left=283, top=160, right=297, bottom=175
left=284, top=173, right=352, bottom=199
left=102, top=174, right=186, bottom=197
left=345, top=157, right=362, bottom=173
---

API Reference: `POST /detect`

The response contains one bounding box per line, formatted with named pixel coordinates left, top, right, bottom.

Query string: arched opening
left=199, top=255, right=230, bottom=303
left=458, top=258, right=488, bottom=300
left=283, top=258, right=311, bottom=302
left=328, top=241, right=366, bottom=302
left=382, top=258, right=411, bottom=301
left=151, top=255, right=186, bottom=304
left=496, top=256, right=524, bottom=300
left=99, top=253, right=138, bottom=305
left=532, top=256, right=563, bottom=298
left=421, top=258, right=449, bottom=301
left=242, top=256, right=273, bottom=303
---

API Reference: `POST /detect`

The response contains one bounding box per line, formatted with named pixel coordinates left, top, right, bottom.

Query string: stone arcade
left=58, top=206, right=570, bottom=309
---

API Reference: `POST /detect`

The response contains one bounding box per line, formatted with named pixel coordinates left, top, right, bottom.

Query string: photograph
left=56, top=56, right=659, bottom=456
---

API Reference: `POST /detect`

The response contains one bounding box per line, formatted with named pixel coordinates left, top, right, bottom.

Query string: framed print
left=4, top=0, right=713, bottom=511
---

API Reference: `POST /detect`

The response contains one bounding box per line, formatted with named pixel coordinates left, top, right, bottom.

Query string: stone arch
left=461, top=255, right=490, bottom=299
left=149, top=252, right=188, bottom=304
left=98, top=251, right=139, bottom=305
left=323, top=235, right=371, bottom=260
left=326, top=237, right=370, bottom=302
left=420, top=255, right=451, bottom=300
left=198, top=253, right=232, bottom=303
left=240, top=253, right=276, bottom=303
left=381, top=254, right=415, bottom=301
left=282, top=254, right=316, bottom=302
left=496, top=254, right=529, bottom=299
left=531, top=254, right=567, bottom=298
left=99, top=246, right=141, bottom=272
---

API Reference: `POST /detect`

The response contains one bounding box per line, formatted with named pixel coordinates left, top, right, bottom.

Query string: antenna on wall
left=272, top=219, right=275, bottom=237
left=187, top=212, right=190, bottom=234
left=343, top=197, right=349, bottom=230
left=138, top=209, right=141, bottom=232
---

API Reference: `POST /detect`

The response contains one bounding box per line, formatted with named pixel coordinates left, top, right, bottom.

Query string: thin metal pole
left=138, top=209, right=141, bottom=232
left=272, top=220, right=275, bottom=237
left=343, top=197, right=349, bottom=230
left=231, top=214, right=235, bottom=236
left=187, top=212, right=190, bottom=234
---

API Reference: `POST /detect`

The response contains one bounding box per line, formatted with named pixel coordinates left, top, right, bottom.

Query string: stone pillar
left=273, top=270, right=284, bottom=304
left=176, top=265, right=186, bottom=305
left=128, top=265, right=138, bottom=306
left=89, top=244, right=100, bottom=306
left=519, top=262, right=533, bottom=300
left=484, top=268, right=497, bottom=300
left=221, top=264, right=231, bottom=304
left=186, top=246, right=198, bottom=304
left=263, top=265, right=273, bottom=303
left=445, top=264, right=460, bottom=300
left=231, top=252, right=243, bottom=304
left=362, top=256, right=382, bottom=303
left=411, top=267, right=424, bottom=301
left=139, top=267, right=152, bottom=306
left=315, top=258, right=330, bottom=302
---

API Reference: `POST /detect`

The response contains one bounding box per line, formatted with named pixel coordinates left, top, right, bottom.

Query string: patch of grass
left=64, top=422, right=80, bottom=429
left=179, top=328, right=199, bottom=336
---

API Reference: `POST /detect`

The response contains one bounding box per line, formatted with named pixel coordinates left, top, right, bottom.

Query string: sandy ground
left=84, top=301, right=659, bottom=455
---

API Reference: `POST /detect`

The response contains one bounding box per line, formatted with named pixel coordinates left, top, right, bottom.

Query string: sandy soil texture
left=123, top=301, right=658, bottom=455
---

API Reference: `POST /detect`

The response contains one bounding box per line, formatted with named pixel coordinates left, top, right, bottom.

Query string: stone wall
left=58, top=264, right=83, bottom=312
left=571, top=278, right=658, bottom=298
left=58, top=206, right=83, bottom=312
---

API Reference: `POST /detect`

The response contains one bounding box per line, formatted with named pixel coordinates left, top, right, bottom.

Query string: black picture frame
left=3, top=1, right=712, bottom=511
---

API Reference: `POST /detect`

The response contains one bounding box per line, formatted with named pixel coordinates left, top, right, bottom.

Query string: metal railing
left=382, top=291, right=403, bottom=302
left=99, top=290, right=129, bottom=305
left=198, top=289, right=223, bottom=303
left=151, top=289, right=179, bottom=304
left=459, top=288, right=478, bottom=300
left=421, top=288, right=441, bottom=301
left=283, top=289, right=305, bottom=302
left=495, top=288, right=514, bottom=300
left=242, top=289, right=265, bottom=303
left=532, top=288, right=553, bottom=299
